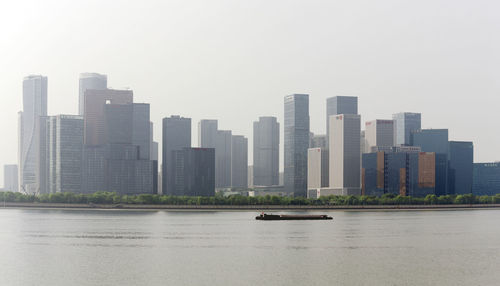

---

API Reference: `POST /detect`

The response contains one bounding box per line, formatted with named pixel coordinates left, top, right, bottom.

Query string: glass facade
left=284, top=94, right=309, bottom=197
left=448, top=141, right=473, bottom=194
left=392, top=112, right=421, bottom=146
left=473, top=163, right=500, bottom=196
left=253, top=117, right=279, bottom=186
left=162, top=116, right=191, bottom=195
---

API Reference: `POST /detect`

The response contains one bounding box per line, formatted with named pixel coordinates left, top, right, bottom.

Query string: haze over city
left=1, top=0, right=500, bottom=185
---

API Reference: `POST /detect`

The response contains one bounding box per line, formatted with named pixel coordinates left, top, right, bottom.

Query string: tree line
left=0, top=191, right=499, bottom=205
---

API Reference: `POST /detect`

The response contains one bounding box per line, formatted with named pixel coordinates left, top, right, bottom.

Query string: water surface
left=0, top=208, right=499, bottom=285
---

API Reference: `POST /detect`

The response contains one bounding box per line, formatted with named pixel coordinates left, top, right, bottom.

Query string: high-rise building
left=162, top=116, right=191, bottom=195
left=284, top=94, right=310, bottom=197
left=364, top=120, right=394, bottom=153
left=411, top=129, right=449, bottom=154
left=448, top=141, right=473, bottom=194
left=231, top=135, right=248, bottom=188
left=362, top=150, right=439, bottom=197
left=410, top=129, right=449, bottom=195
left=79, top=73, right=107, bottom=116
left=310, top=134, right=327, bottom=149
left=253, top=116, right=279, bottom=186
left=307, top=148, right=329, bottom=190
left=132, top=104, right=151, bottom=160
left=198, top=120, right=218, bottom=148
left=83, top=89, right=133, bottom=146
left=171, top=148, right=215, bottom=197
left=36, top=116, right=50, bottom=194
left=216, top=130, right=232, bottom=188
left=82, top=89, right=155, bottom=195
left=19, top=75, right=48, bottom=194
left=392, top=112, right=421, bottom=146
left=3, top=165, right=18, bottom=192
left=326, top=96, right=357, bottom=148
left=329, top=114, right=361, bottom=195
left=149, top=122, right=159, bottom=162
left=47, top=115, right=84, bottom=193
left=473, top=163, right=500, bottom=196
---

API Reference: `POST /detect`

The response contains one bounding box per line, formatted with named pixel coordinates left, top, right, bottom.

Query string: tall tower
left=392, top=112, right=421, bottom=146
left=329, top=114, right=361, bottom=194
left=326, top=96, right=357, bottom=148
left=198, top=120, right=218, bottom=148
left=253, top=116, right=280, bottom=186
left=364, top=120, right=394, bottom=153
left=162, top=116, right=191, bottom=195
left=79, top=73, right=107, bottom=116
left=231, top=135, right=248, bottom=188
left=284, top=94, right=310, bottom=197
left=19, top=75, right=48, bottom=194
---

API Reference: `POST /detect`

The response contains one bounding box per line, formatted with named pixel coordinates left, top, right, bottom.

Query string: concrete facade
left=253, top=116, right=279, bottom=186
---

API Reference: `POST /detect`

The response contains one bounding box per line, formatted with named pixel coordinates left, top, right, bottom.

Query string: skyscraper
left=473, top=163, right=500, bottom=196
left=171, top=148, right=215, bottom=197
left=79, top=73, right=107, bottom=116
left=326, top=96, right=358, bottom=148
left=216, top=130, right=232, bottom=188
left=132, top=104, right=151, bottom=160
left=162, top=116, right=191, bottom=195
left=448, top=141, right=473, bottom=194
left=83, top=89, right=133, bottom=146
left=364, top=120, right=394, bottom=153
left=410, top=129, right=449, bottom=154
left=310, top=134, right=328, bottom=149
left=3, top=165, right=18, bottom=192
left=19, top=75, right=48, bottom=194
left=329, top=114, right=361, bottom=195
left=307, top=148, right=329, bottom=190
left=392, top=112, right=421, bottom=146
left=231, top=135, right=248, bottom=188
left=284, top=94, right=310, bottom=196
left=253, top=116, right=279, bottom=186
left=47, top=115, right=84, bottom=194
left=198, top=120, right=218, bottom=148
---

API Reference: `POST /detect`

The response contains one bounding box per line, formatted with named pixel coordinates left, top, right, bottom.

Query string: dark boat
left=255, top=213, right=333, bottom=221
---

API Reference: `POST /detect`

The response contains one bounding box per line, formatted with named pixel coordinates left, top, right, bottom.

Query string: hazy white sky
left=1, top=0, right=499, bottom=185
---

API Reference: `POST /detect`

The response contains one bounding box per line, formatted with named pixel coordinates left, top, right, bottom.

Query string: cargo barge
left=255, top=213, right=333, bottom=220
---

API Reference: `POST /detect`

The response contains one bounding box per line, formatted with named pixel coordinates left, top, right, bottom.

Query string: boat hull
left=255, top=214, right=333, bottom=220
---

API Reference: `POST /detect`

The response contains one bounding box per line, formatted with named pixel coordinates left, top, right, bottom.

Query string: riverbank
left=1, top=202, right=500, bottom=211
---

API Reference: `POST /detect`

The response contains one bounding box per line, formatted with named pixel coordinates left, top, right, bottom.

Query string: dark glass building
left=448, top=141, right=473, bottom=194
left=362, top=150, right=441, bottom=197
left=473, top=163, right=500, bottom=196
left=162, top=116, right=191, bottom=195
left=284, top=94, right=309, bottom=197
left=171, top=148, right=215, bottom=197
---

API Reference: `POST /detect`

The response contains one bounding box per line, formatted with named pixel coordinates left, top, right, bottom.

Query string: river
left=0, top=208, right=499, bottom=285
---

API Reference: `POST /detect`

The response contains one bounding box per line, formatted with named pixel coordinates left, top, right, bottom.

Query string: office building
left=473, top=163, right=500, bottom=196
left=392, top=112, right=421, bottom=146
left=326, top=96, right=357, bottom=148
left=248, top=166, right=254, bottom=188
left=150, top=122, right=159, bottom=161
left=448, top=141, right=473, bottom=194
left=329, top=114, right=361, bottom=194
left=410, top=129, right=449, bottom=195
left=284, top=94, right=310, bottom=196
left=198, top=119, right=218, bottom=148
left=364, top=120, right=394, bottom=153
left=171, top=148, right=215, bottom=197
left=253, top=116, right=279, bottom=186
left=19, top=75, right=48, bottom=194
left=216, top=130, right=232, bottom=188
left=3, top=165, right=18, bottom=192
left=310, top=134, right=327, bottom=149
left=231, top=135, right=248, bottom=188
left=362, top=150, right=439, bottom=197
left=83, top=89, right=133, bottom=145
left=79, top=73, right=107, bottom=115
left=36, top=116, right=50, bottom=194
left=132, top=104, right=151, bottom=160
left=307, top=148, right=329, bottom=190
left=47, top=115, right=84, bottom=193
left=162, top=116, right=191, bottom=195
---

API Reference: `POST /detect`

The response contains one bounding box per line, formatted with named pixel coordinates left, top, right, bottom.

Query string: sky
left=1, top=0, right=499, bottom=185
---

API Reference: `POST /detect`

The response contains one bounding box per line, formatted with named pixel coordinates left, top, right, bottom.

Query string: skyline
left=2, top=0, right=500, bottom=185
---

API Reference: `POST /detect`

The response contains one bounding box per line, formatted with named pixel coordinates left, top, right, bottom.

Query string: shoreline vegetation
left=0, top=191, right=499, bottom=210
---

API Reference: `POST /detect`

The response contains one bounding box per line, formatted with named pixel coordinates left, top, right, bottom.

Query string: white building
left=307, top=148, right=329, bottom=190
left=329, top=114, right=361, bottom=195
left=364, top=119, right=394, bottom=153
